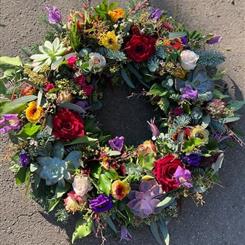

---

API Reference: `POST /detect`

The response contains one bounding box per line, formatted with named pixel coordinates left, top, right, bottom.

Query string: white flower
left=88, top=52, right=106, bottom=73
left=72, top=175, right=92, bottom=197
left=180, top=50, right=199, bottom=71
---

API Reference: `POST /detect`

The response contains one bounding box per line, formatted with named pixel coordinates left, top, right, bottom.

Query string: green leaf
left=30, top=163, right=38, bottom=172
left=121, top=69, right=135, bottom=89
left=213, top=89, right=229, bottom=99
left=159, top=218, right=170, bottom=245
left=59, top=102, right=86, bottom=113
left=105, top=216, right=118, bottom=233
left=18, top=123, right=41, bottom=137
left=139, top=153, right=155, bottom=170
left=220, top=116, right=240, bottom=124
left=157, top=196, right=175, bottom=208
left=0, top=56, right=22, bottom=69
left=0, top=95, right=37, bottom=115
left=104, top=169, right=119, bottom=180
left=108, top=150, right=121, bottom=156
left=148, top=83, right=168, bottom=97
left=169, top=32, right=187, bottom=39
left=98, top=173, right=111, bottom=195
left=72, top=218, right=93, bottom=244
left=48, top=198, right=61, bottom=212
left=55, top=183, right=70, bottom=199
left=227, top=100, right=245, bottom=111
left=158, top=97, right=169, bottom=114
left=64, top=136, right=98, bottom=146
left=15, top=167, right=30, bottom=186
left=150, top=222, right=162, bottom=245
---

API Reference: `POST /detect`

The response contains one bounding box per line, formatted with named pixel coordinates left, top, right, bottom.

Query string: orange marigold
left=25, top=101, right=43, bottom=123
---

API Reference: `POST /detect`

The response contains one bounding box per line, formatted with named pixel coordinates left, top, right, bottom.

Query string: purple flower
left=173, top=166, right=192, bottom=188
left=182, top=153, right=201, bottom=167
left=89, top=194, right=113, bottom=213
left=19, top=152, right=30, bottom=167
left=120, top=226, right=132, bottom=242
left=75, top=100, right=90, bottom=112
left=127, top=180, right=163, bottom=218
left=181, top=85, right=198, bottom=100
left=45, top=6, right=62, bottom=24
left=147, top=118, right=160, bottom=140
left=0, top=114, right=20, bottom=134
left=181, top=36, right=188, bottom=45
left=108, top=136, right=124, bottom=152
left=207, top=35, right=222, bottom=45
left=149, top=8, right=163, bottom=20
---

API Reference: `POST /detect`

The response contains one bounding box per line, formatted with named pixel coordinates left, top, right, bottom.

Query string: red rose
left=52, top=108, right=85, bottom=141
left=125, top=34, right=156, bottom=62
left=153, top=154, right=182, bottom=192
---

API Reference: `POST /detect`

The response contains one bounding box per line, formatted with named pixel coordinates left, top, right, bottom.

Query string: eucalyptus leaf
left=59, top=102, right=86, bottom=113
left=157, top=196, right=175, bottom=208
left=149, top=222, right=162, bottom=245
left=159, top=218, right=170, bottom=245
left=121, top=68, right=135, bottom=89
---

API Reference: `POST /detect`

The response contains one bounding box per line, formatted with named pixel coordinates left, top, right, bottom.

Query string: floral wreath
left=0, top=1, right=244, bottom=244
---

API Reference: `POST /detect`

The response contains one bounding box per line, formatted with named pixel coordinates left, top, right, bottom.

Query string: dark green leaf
left=59, top=102, right=86, bottom=113
left=150, top=222, right=162, bottom=245
left=105, top=216, right=118, bottom=233
left=227, top=100, right=245, bottom=111
left=15, top=167, right=29, bottom=186
left=64, top=136, right=98, bottom=146
left=159, top=218, right=170, bottom=245
left=121, top=69, right=135, bottom=89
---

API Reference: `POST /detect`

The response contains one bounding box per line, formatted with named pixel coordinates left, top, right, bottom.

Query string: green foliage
left=98, top=173, right=112, bottom=195
left=227, top=100, right=245, bottom=112
left=121, top=68, right=135, bottom=88
left=0, top=95, right=37, bottom=115
left=64, top=136, right=98, bottom=146
left=69, top=18, right=81, bottom=51
left=150, top=219, right=170, bottom=245
left=0, top=56, right=22, bottom=69
left=72, top=218, right=93, bottom=244
left=138, top=153, right=156, bottom=170
left=17, top=123, right=41, bottom=138
left=197, top=50, right=225, bottom=66
left=157, top=196, right=175, bottom=209
left=183, top=138, right=203, bottom=153
left=148, top=83, right=168, bottom=97
left=95, top=0, right=118, bottom=20
left=15, top=167, right=30, bottom=186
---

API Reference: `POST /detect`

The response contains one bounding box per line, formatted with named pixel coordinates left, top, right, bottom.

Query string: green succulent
left=30, top=37, right=66, bottom=72
left=37, top=143, right=81, bottom=186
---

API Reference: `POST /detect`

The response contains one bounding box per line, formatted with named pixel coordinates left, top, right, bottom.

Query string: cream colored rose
left=72, top=175, right=92, bottom=197
left=180, top=50, right=199, bottom=71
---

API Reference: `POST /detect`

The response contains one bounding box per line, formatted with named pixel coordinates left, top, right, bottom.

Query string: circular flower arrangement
left=0, top=1, right=244, bottom=244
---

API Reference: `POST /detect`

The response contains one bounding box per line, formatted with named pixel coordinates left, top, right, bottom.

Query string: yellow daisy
left=99, top=31, right=121, bottom=51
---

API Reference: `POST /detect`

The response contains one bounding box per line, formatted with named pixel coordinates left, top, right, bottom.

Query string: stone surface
left=0, top=0, right=244, bottom=244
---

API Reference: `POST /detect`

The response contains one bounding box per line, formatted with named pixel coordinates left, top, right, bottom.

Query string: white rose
left=72, top=175, right=92, bottom=197
left=180, top=50, right=199, bottom=71
left=89, top=52, right=106, bottom=73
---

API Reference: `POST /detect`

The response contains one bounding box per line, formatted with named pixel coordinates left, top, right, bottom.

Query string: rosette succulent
left=30, top=37, right=66, bottom=72
left=37, top=143, right=81, bottom=185
left=127, top=180, right=163, bottom=218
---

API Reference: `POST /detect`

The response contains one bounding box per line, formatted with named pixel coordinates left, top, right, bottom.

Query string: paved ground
left=0, top=0, right=244, bottom=245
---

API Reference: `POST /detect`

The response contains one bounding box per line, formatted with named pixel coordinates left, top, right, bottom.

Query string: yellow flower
left=25, top=101, right=43, bottom=123
left=173, top=67, right=187, bottom=79
left=99, top=31, right=120, bottom=51
left=111, top=180, right=130, bottom=200
left=108, top=8, right=125, bottom=22
left=137, top=140, right=157, bottom=157
left=190, top=126, right=209, bottom=144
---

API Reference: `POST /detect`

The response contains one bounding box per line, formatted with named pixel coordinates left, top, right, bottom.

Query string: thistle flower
left=149, top=8, right=163, bottom=20
left=111, top=180, right=130, bottom=200
left=25, top=101, right=44, bottom=123
left=0, top=114, right=20, bottom=134
left=108, top=136, right=124, bottom=152
left=45, top=6, right=62, bottom=24
left=190, top=126, right=209, bottom=144
left=108, top=8, right=125, bottom=22
left=120, top=226, right=132, bottom=242
left=147, top=118, right=160, bottom=140
left=99, top=31, right=121, bottom=51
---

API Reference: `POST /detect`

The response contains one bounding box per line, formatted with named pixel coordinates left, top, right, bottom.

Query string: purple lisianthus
left=173, top=166, right=192, bottom=188
left=108, top=136, right=124, bottom=152
left=181, top=85, right=198, bottom=100
left=207, top=35, right=222, bottom=45
left=147, top=118, right=160, bottom=140
left=0, top=114, right=20, bottom=134
left=19, top=152, right=30, bottom=167
left=120, top=226, right=132, bottom=242
left=182, top=153, right=201, bottom=167
left=149, top=8, right=163, bottom=20
left=75, top=100, right=90, bottom=112
left=45, top=6, right=62, bottom=24
left=89, top=194, right=113, bottom=213
left=181, top=36, right=188, bottom=45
